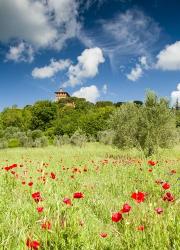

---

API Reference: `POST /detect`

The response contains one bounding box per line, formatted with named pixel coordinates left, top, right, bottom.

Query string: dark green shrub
left=8, top=138, right=21, bottom=148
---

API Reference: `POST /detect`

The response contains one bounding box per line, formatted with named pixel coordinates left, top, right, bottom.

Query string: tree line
left=0, top=92, right=179, bottom=155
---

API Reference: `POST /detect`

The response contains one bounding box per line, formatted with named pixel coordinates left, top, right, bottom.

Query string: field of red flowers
left=0, top=144, right=179, bottom=250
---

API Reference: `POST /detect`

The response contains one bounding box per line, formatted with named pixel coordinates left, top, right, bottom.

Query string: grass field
left=0, top=143, right=180, bottom=250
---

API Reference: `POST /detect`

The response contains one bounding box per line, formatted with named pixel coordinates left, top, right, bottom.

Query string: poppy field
left=0, top=143, right=180, bottom=250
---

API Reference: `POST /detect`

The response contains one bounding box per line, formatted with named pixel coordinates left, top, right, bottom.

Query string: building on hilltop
left=55, top=88, right=70, bottom=101
left=54, top=88, right=75, bottom=107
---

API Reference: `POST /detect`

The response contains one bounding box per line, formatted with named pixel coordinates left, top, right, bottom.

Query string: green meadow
left=0, top=144, right=180, bottom=250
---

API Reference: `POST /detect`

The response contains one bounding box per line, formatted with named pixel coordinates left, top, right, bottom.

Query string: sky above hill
left=1, top=0, right=180, bottom=110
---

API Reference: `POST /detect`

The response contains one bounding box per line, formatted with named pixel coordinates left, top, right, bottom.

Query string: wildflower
left=137, top=225, right=144, bottom=231
left=50, top=172, right=56, bottom=179
left=171, top=169, right=176, bottom=174
left=148, top=160, right=156, bottom=166
left=37, top=207, right=44, bottom=213
left=155, top=207, right=163, bottom=214
left=26, top=239, right=40, bottom=250
left=148, top=169, right=153, bottom=172
left=41, top=221, right=51, bottom=230
left=131, top=192, right=145, bottom=203
left=100, top=233, right=108, bottom=238
left=163, top=192, right=175, bottom=202
left=63, top=198, right=72, bottom=206
left=22, top=181, right=26, bottom=185
left=73, top=192, right=84, bottom=199
left=32, top=192, right=42, bottom=203
left=112, top=212, right=123, bottom=222
left=120, top=203, right=131, bottom=213
left=28, top=182, right=33, bottom=187
left=162, top=182, right=170, bottom=190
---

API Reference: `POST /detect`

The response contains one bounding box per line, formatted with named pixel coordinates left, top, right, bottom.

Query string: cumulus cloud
left=72, top=85, right=100, bottom=103
left=126, top=56, right=149, bottom=81
left=171, top=83, right=180, bottom=107
left=63, top=47, right=105, bottom=87
left=5, top=42, right=34, bottom=63
left=126, top=64, right=143, bottom=81
left=156, top=41, right=180, bottom=70
left=32, top=59, right=71, bottom=79
left=0, top=0, right=79, bottom=50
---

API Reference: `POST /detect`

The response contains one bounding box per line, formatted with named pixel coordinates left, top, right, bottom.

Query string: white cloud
left=72, top=85, right=100, bottom=103
left=171, top=83, right=180, bottom=107
left=0, top=0, right=79, bottom=50
left=32, top=59, right=71, bottom=79
left=63, top=47, right=105, bottom=87
left=5, top=42, right=34, bottom=63
left=79, top=9, right=161, bottom=67
left=126, top=56, right=149, bottom=81
left=102, top=84, right=108, bottom=94
left=139, top=56, right=149, bottom=69
left=126, top=64, right=143, bottom=81
left=156, top=41, right=180, bottom=70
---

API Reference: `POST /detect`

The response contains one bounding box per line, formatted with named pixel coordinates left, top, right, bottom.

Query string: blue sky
left=1, top=0, right=180, bottom=110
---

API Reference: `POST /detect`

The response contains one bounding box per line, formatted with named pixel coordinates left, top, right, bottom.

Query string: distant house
left=55, top=88, right=70, bottom=101
left=54, top=88, right=75, bottom=107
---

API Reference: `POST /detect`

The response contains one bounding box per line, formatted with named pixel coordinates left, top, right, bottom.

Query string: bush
left=8, top=138, right=21, bottom=148
left=0, top=140, right=8, bottom=149
left=53, top=134, right=70, bottom=146
left=3, top=127, right=20, bottom=140
left=33, top=136, right=49, bottom=147
left=97, top=130, right=115, bottom=145
left=70, top=129, right=87, bottom=147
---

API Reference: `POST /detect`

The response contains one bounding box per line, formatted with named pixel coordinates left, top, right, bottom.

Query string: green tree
left=30, top=100, right=58, bottom=130
left=109, top=91, right=176, bottom=156
left=1, top=107, right=24, bottom=129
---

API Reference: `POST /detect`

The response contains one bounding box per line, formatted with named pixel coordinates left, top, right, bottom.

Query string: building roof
left=54, top=88, right=70, bottom=96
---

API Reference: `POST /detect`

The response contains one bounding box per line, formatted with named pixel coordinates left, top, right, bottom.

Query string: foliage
left=8, top=138, right=21, bottom=148
left=110, top=91, right=177, bottom=156
left=70, top=129, right=87, bottom=147
left=97, top=130, right=115, bottom=145
left=53, top=134, right=70, bottom=146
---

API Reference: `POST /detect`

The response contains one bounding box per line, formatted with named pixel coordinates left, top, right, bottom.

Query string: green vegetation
left=0, top=91, right=179, bottom=156
left=0, top=144, right=179, bottom=249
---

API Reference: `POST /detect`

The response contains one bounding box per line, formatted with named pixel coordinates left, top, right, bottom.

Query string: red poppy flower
left=148, top=169, right=153, bottom=172
left=112, top=212, right=123, bottom=222
left=100, top=232, right=108, bottom=238
left=137, top=225, right=144, bottom=231
left=4, top=163, right=18, bottom=171
left=131, top=192, right=145, bottom=203
left=32, top=192, right=42, bottom=203
left=162, top=182, right=170, bottom=190
left=22, top=181, right=26, bottom=185
left=171, top=169, right=176, bottom=174
left=28, top=182, right=33, bottom=187
left=26, top=239, right=40, bottom=250
left=155, top=207, right=163, bottom=214
left=163, top=192, right=175, bottom=202
left=50, top=172, right=56, bottom=179
left=41, top=221, right=51, bottom=230
left=73, top=192, right=84, bottom=199
left=63, top=198, right=72, bottom=206
left=148, top=160, right=156, bottom=166
left=120, top=203, right=131, bottom=213
left=37, top=207, right=44, bottom=213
